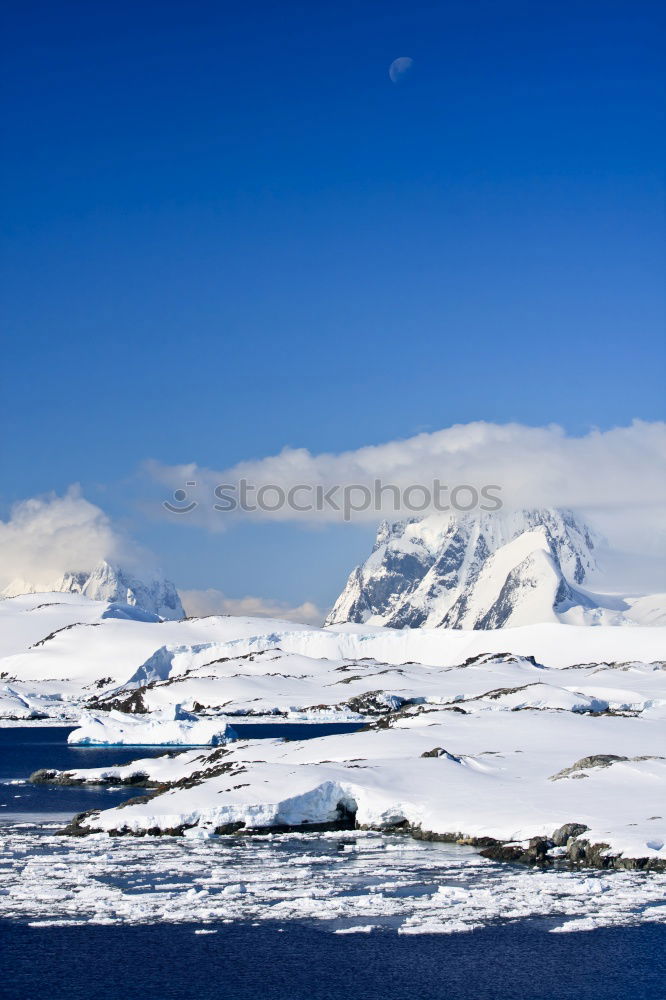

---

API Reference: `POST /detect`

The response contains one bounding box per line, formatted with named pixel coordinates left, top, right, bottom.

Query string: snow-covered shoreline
left=3, top=823, right=664, bottom=934
left=39, top=703, right=666, bottom=871
left=1, top=591, right=664, bottom=873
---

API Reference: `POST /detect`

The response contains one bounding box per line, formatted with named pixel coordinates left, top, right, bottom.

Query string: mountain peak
left=325, top=507, right=602, bottom=629
left=1, top=560, right=184, bottom=620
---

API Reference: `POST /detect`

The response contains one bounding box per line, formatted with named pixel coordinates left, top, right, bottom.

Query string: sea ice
left=67, top=706, right=237, bottom=746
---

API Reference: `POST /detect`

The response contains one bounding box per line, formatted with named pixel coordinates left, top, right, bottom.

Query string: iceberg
left=67, top=705, right=237, bottom=746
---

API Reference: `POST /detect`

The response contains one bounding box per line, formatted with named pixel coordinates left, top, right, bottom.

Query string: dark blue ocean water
left=2, top=726, right=665, bottom=1000
left=2, top=919, right=665, bottom=1000
left=0, top=723, right=366, bottom=782
left=0, top=723, right=364, bottom=817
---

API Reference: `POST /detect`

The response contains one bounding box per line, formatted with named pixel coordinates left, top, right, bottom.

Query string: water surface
left=0, top=723, right=365, bottom=820
left=2, top=725, right=665, bottom=1000
left=2, top=920, right=664, bottom=1000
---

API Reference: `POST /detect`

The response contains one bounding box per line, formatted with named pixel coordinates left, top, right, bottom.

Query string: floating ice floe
left=1, top=826, right=665, bottom=934
left=67, top=706, right=237, bottom=746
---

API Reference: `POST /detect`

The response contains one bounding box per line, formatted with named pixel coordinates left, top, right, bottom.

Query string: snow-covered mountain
left=326, top=508, right=661, bottom=629
left=1, top=560, right=184, bottom=620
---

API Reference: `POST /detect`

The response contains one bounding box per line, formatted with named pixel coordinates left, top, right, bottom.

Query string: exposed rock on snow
left=79, top=643, right=664, bottom=722
left=67, top=706, right=238, bottom=746
left=29, top=765, right=158, bottom=787
left=549, top=754, right=665, bottom=781
left=326, top=508, right=663, bottom=629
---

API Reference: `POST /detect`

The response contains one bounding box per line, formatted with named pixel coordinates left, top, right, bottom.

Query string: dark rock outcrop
left=479, top=822, right=666, bottom=873
left=420, top=747, right=462, bottom=762
left=552, top=822, right=589, bottom=846
left=30, top=767, right=158, bottom=787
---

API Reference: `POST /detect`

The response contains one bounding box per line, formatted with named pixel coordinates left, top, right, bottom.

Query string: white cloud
left=5, top=422, right=665, bottom=603
left=0, top=489, right=325, bottom=616
left=179, top=588, right=324, bottom=625
left=146, top=420, right=666, bottom=557
left=0, top=487, right=140, bottom=591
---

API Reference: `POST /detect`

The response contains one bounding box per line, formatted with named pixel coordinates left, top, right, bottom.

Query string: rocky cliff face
left=325, top=508, right=602, bottom=629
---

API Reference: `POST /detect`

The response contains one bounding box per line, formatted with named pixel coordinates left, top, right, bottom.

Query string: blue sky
left=1, top=1, right=664, bottom=610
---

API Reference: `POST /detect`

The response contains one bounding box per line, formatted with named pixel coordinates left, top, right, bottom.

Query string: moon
left=389, top=57, right=413, bottom=83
